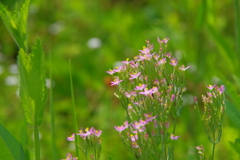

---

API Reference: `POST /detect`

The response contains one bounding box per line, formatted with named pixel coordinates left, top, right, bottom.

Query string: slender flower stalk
left=33, top=126, right=41, bottom=160
left=69, top=60, right=80, bottom=159
left=194, top=85, right=226, bottom=160
left=64, top=127, right=102, bottom=160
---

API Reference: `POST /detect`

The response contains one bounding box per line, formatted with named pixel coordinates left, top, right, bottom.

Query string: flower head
left=169, top=58, right=178, bottom=66
left=114, top=121, right=129, bottom=132
left=206, top=84, right=216, bottom=90
left=111, top=77, right=123, bottom=86
left=62, top=153, right=78, bottom=160
left=170, top=134, right=180, bottom=140
left=93, top=129, right=102, bottom=137
left=134, top=84, right=147, bottom=91
left=67, top=134, right=75, bottom=141
left=157, top=37, right=170, bottom=44
left=196, top=145, right=205, bottom=155
left=216, top=85, right=225, bottom=94
left=170, top=94, right=175, bottom=101
left=162, top=37, right=170, bottom=44
left=76, top=128, right=92, bottom=139
left=139, top=87, right=158, bottom=96
left=179, top=65, right=190, bottom=71
left=129, top=72, right=141, bottom=80
left=139, top=47, right=150, bottom=54
left=158, top=58, right=167, bottom=65
left=122, top=58, right=131, bottom=64
left=106, top=69, right=116, bottom=75
left=124, top=91, right=136, bottom=98
left=144, top=113, right=158, bottom=122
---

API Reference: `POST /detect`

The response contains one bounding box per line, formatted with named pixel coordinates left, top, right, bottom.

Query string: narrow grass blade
left=0, top=123, right=25, bottom=160
left=69, top=60, right=80, bottom=159
left=49, top=51, right=58, bottom=160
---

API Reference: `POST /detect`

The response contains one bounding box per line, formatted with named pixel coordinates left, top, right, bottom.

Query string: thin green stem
left=170, top=118, right=178, bottom=160
left=49, top=52, right=58, bottom=160
left=33, top=126, right=40, bottom=160
left=69, top=60, right=80, bottom=159
left=211, top=143, right=216, bottom=160
left=172, top=118, right=177, bottom=134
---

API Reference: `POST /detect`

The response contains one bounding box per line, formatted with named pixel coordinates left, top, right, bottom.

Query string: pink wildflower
left=179, top=65, right=190, bottom=71
left=170, top=58, right=178, bottom=66
left=106, top=69, right=116, bottom=75
left=206, top=84, right=216, bottom=90
left=134, top=84, right=147, bottom=90
left=67, top=134, right=75, bottom=141
left=110, top=77, right=123, bottom=86
left=114, top=121, right=129, bottom=132
left=170, top=134, right=180, bottom=140
left=139, top=48, right=150, bottom=54
left=216, top=85, right=225, bottom=94
left=158, top=58, right=166, bottom=65
left=129, top=72, right=141, bottom=80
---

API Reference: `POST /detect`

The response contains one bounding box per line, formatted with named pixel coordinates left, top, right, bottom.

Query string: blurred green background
left=0, top=0, right=240, bottom=159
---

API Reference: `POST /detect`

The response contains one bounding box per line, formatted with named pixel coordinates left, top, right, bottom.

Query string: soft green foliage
left=18, top=39, right=47, bottom=126
left=0, top=123, right=25, bottom=160
left=0, top=0, right=30, bottom=51
left=0, top=0, right=240, bottom=159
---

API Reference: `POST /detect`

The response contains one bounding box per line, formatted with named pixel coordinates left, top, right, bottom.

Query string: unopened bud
left=194, top=96, right=198, bottom=103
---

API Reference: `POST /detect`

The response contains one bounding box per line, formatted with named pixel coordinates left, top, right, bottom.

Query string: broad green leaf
left=230, top=138, right=240, bottom=155
left=0, top=0, right=30, bottom=51
left=0, top=123, right=25, bottom=160
left=225, top=100, right=240, bottom=128
left=217, top=71, right=240, bottom=128
left=18, top=38, right=47, bottom=126
left=224, top=81, right=240, bottom=128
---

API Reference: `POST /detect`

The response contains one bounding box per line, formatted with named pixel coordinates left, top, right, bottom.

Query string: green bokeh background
left=0, top=0, right=239, bottom=159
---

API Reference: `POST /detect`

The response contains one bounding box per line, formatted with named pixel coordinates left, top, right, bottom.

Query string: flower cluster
left=194, top=85, right=225, bottom=144
left=64, top=127, right=102, bottom=160
left=114, top=115, right=178, bottom=159
left=61, top=153, right=78, bottom=160
left=107, top=38, right=188, bottom=159
left=196, top=145, right=205, bottom=160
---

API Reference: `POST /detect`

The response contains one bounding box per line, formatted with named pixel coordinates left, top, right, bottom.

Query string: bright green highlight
left=18, top=38, right=47, bottom=126
left=0, top=0, right=30, bottom=52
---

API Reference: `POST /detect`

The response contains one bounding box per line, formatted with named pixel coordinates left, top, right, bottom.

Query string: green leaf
left=18, top=38, right=47, bottom=126
left=0, top=0, right=30, bottom=51
left=230, top=138, right=240, bottom=155
left=0, top=123, right=25, bottom=160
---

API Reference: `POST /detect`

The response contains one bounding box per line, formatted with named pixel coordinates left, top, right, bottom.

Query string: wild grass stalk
left=69, top=60, right=80, bottom=159
left=49, top=52, right=58, bottom=160
left=33, top=126, right=40, bottom=160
